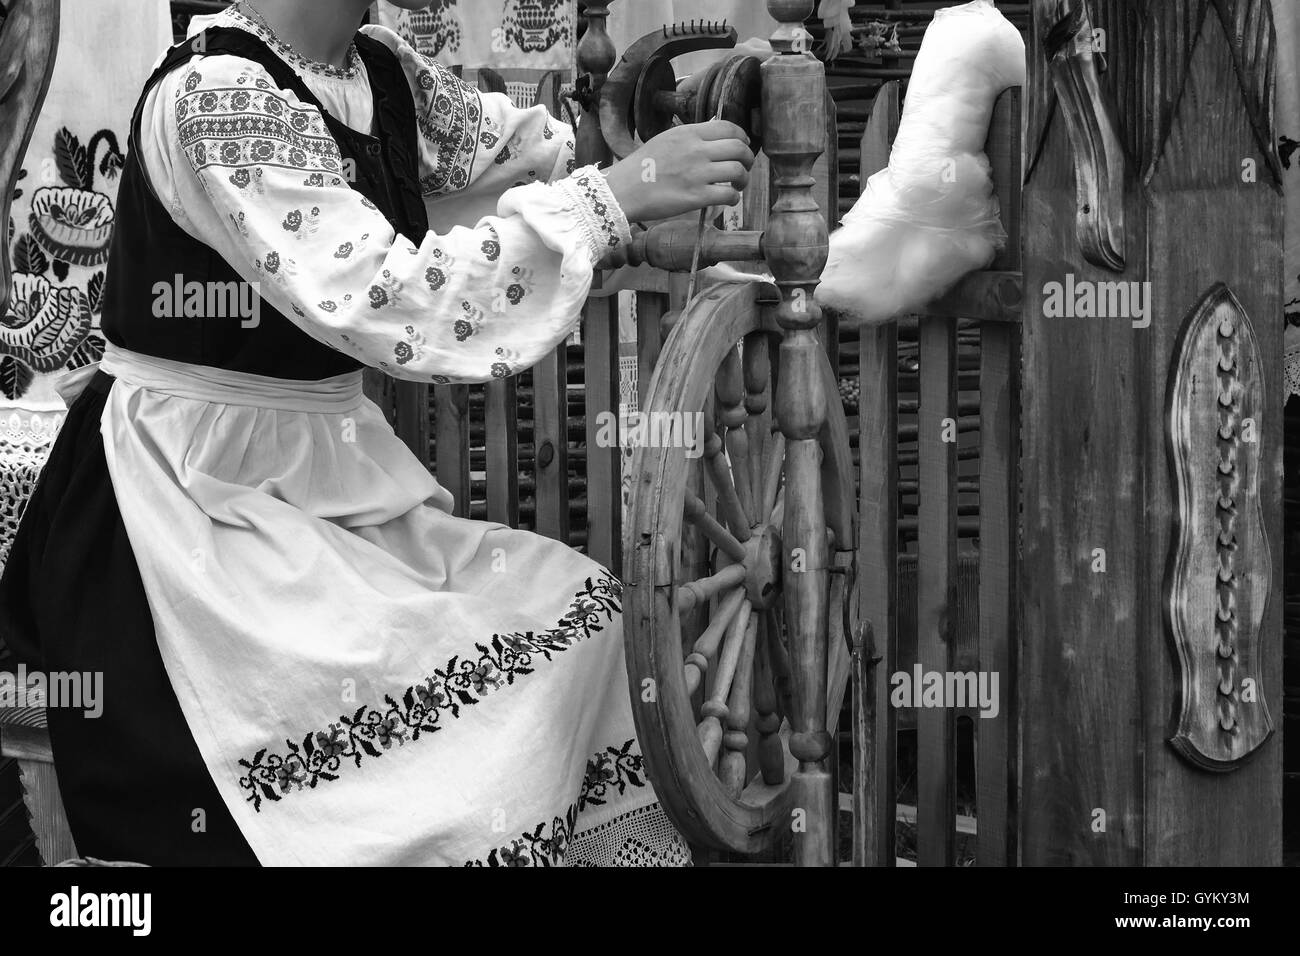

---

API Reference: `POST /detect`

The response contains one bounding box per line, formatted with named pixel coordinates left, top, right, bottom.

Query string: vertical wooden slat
left=433, top=384, right=471, bottom=518
left=363, top=371, right=429, bottom=465
left=583, top=288, right=622, bottom=574
left=1021, top=0, right=1143, bottom=866
left=485, top=378, right=519, bottom=526
left=394, top=383, right=430, bottom=464
left=533, top=343, right=570, bottom=542
left=574, top=1, right=618, bottom=572
left=976, top=88, right=1022, bottom=868
left=854, top=79, right=900, bottom=868
left=917, top=314, right=958, bottom=867
left=636, top=291, right=668, bottom=410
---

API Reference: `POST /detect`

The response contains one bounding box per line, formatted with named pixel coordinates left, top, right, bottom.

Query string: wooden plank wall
left=1021, top=0, right=1283, bottom=865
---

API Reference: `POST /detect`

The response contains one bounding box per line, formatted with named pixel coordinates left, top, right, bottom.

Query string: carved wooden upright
left=764, top=0, right=833, bottom=869
left=1022, top=0, right=1283, bottom=865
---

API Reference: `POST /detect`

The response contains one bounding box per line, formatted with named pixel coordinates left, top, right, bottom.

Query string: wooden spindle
left=753, top=625, right=788, bottom=785
left=702, top=402, right=753, bottom=542
left=743, top=332, right=773, bottom=523
left=719, top=616, right=759, bottom=797
left=684, top=587, right=748, bottom=697
left=716, top=347, right=756, bottom=526
left=764, top=0, right=833, bottom=868
left=697, top=600, right=754, bottom=766
left=676, top=563, right=748, bottom=616
left=574, top=0, right=617, bottom=168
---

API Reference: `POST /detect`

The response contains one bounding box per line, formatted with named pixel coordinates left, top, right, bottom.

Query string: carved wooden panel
left=1166, top=283, right=1275, bottom=771
left=0, top=0, right=61, bottom=316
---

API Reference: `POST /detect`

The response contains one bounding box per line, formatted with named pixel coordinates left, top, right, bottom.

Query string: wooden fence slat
left=976, top=88, right=1022, bottom=868
left=433, top=384, right=471, bottom=518
left=636, top=292, right=668, bottom=410
left=916, top=314, right=958, bottom=867
left=583, top=285, right=622, bottom=575
left=533, top=344, right=570, bottom=542
left=485, top=378, right=519, bottom=526
left=854, top=79, right=900, bottom=868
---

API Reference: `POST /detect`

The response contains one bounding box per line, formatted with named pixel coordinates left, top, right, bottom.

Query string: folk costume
left=0, top=6, right=690, bottom=867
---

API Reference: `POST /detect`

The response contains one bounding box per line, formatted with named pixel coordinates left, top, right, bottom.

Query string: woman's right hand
left=602, top=120, right=755, bottom=224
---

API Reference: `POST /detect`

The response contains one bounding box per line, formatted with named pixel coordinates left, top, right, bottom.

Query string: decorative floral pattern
left=2, top=124, right=118, bottom=399
left=226, top=7, right=362, bottom=81
left=464, top=738, right=648, bottom=867
left=176, top=76, right=341, bottom=176
left=236, top=574, right=623, bottom=811
left=408, top=59, right=483, bottom=195
left=555, top=166, right=632, bottom=266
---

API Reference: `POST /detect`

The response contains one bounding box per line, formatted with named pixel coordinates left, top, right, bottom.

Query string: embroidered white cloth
left=62, top=8, right=688, bottom=865
left=370, top=1, right=574, bottom=72
left=96, top=344, right=688, bottom=866
left=0, top=0, right=171, bottom=410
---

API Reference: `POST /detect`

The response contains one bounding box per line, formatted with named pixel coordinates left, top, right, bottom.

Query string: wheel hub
left=742, top=522, right=783, bottom=609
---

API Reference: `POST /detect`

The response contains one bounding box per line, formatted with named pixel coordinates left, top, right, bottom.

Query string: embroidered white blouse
left=138, top=6, right=631, bottom=384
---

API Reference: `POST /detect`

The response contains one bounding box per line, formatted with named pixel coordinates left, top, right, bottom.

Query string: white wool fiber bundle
left=816, top=0, right=1025, bottom=325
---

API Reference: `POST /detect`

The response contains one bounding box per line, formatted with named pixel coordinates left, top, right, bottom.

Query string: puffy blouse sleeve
left=161, top=52, right=629, bottom=384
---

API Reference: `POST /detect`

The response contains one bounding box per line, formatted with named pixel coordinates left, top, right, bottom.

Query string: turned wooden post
left=575, top=1, right=616, bottom=169
left=765, top=0, right=833, bottom=868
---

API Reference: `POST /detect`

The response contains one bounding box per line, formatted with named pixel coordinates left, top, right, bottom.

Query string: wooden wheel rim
left=626, top=282, right=856, bottom=853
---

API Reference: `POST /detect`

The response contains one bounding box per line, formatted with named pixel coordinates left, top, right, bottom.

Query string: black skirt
left=0, top=371, right=259, bottom=865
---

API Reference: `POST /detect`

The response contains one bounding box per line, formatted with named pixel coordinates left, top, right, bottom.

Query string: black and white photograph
left=0, top=0, right=1294, bottom=934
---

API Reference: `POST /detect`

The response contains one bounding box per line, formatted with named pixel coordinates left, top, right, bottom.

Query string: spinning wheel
left=626, top=283, right=857, bottom=859
left=600, top=1, right=859, bottom=865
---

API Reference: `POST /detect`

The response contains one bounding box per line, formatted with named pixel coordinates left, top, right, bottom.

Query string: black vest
left=100, top=27, right=429, bottom=379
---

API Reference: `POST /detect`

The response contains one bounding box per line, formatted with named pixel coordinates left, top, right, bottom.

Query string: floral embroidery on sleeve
left=170, top=53, right=622, bottom=384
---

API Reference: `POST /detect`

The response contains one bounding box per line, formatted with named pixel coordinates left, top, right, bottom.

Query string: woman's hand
left=602, top=121, right=755, bottom=224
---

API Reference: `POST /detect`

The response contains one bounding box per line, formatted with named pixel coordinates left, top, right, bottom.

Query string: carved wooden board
left=1166, top=283, right=1274, bottom=771
left=0, top=0, right=61, bottom=315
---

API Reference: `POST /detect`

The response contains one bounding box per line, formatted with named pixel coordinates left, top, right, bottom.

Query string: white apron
left=90, top=342, right=689, bottom=866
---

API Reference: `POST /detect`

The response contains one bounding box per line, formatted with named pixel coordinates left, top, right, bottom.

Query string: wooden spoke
left=743, top=332, right=773, bottom=525
left=676, top=563, right=747, bottom=617
left=697, top=598, right=753, bottom=767
left=716, top=346, right=757, bottom=526
left=625, top=280, right=856, bottom=854
left=753, top=618, right=787, bottom=786
left=719, top=614, right=759, bottom=798
left=702, top=402, right=752, bottom=542
left=764, top=607, right=795, bottom=718
left=684, top=490, right=748, bottom=565
left=769, top=487, right=786, bottom=534
left=761, top=432, right=786, bottom=520
left=684, top=586, right=748, bottom=698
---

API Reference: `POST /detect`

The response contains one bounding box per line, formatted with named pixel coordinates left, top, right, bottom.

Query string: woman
left=0, top=0, right=753, bottom=865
